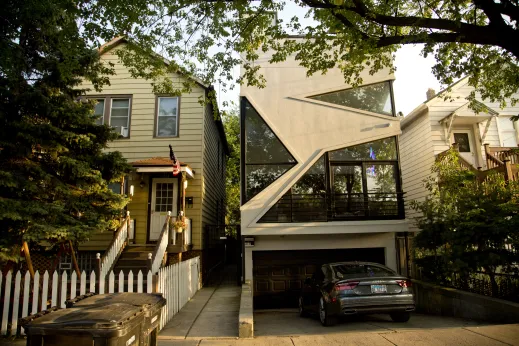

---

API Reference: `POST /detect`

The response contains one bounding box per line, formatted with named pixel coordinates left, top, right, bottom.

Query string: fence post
left=484, top=143, right=491, bottom=168
left=504, top=159, right=513, bottom=182
left=96, top=253, right=101, bottom=293
left=148, top=253, right=153, bottom=273
left=126, top=210, right=131, bottom=243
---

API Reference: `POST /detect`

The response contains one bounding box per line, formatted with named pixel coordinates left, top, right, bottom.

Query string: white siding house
left=400, top=77, right=519, bottom=231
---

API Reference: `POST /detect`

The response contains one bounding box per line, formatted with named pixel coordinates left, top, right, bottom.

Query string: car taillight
left=397, top=280, right=412, bottom=288
left=335, top=281, right=359, bottom=291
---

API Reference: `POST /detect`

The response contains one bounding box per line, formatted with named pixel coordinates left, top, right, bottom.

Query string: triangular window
left=243, top=98, right=296, bottom=202
left=308, top=81, right=394, bottom=116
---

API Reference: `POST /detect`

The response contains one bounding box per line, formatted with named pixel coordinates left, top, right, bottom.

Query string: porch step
left=112, top=244, right=155, bottom=275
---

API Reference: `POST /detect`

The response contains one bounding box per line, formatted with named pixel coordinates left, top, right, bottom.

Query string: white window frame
left=109, top=98, right=131, bottom=138
left=156, top=96, right=180, bottom=138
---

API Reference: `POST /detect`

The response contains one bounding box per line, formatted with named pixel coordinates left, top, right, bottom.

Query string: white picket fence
left=0, top=256, right=200, bottom=336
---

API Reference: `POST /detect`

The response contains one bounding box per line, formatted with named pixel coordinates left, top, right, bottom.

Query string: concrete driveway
left=159, top=310, right=519, bottom=346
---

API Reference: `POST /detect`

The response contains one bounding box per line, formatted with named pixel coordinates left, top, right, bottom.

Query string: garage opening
left=253, top=248, right=385, bottom=309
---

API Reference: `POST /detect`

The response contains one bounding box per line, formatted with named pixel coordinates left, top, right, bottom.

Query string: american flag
left=169, top=144, right=181, bottom=176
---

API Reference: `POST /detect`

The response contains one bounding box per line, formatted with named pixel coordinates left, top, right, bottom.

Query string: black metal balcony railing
left=259, top=192, right=405, bottom=223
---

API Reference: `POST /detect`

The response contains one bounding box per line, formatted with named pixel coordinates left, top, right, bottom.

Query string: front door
left=149, top=178, right=178, bottom=241
left=452, top=130, right=476, bottom=166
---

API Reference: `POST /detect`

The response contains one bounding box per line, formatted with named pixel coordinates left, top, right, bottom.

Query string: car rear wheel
left=299, top=296, right=309, bottom=318
left=390, top=312, right=411, bottom=323
left=319, top=297, right=337, bottom=326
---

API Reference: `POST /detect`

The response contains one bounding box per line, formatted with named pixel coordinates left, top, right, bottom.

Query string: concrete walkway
left=159, top=282, right=241, bottom=341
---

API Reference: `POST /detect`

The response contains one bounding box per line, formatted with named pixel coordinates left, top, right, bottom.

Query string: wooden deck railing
left=437, top=144, right=518, bottom=182
left=487, top=145, right=519, bottom=165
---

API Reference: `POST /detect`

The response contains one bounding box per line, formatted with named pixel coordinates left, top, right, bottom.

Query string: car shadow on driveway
left=253, top=310, right=487, bottom=337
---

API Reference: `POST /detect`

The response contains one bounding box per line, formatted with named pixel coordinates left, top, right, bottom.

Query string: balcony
left=259, top=192, right=405, bottom=223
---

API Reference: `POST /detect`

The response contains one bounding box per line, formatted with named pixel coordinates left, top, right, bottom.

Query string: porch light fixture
left=183, top=180, right=188, bottom=189
left=139, top=177, right=145, bottom=188
left=129, top=185, right=134, bottom=197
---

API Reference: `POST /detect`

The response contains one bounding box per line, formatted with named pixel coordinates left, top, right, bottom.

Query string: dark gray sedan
left=299, top=262, right=415, bottom=326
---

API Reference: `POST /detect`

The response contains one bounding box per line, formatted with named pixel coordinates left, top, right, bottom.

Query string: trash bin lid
left=71, top=293, right=165, bottom=311
left=23, top=303, right=143, bottom=335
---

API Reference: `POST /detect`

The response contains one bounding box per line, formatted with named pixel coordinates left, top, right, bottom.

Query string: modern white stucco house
left=239, top=41, right=410, bottom=308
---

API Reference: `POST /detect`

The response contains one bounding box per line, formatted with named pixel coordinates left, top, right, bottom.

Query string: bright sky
left=215, top=2, right=444, bottom=116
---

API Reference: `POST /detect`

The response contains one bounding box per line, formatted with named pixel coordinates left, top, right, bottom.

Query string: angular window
left=329, top=137, right=397, bottom=161
left=259, top=156, right=326, bottom=223
left=110, top=98, right=131, bottom=138
left=259, top=137, right=404, bottom=223
left=242, top=98, right=296, bottom=202
left=308, top=81, right=394, bottom=116
left=156, top=97, right=179, bottom=137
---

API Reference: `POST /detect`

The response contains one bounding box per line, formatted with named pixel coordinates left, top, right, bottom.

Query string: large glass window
left=308, top=81, right=394, bottom=116
left=259, top=137, right=403, bottom=223
left=329, top=137, right=397, bottom=161
left=110, top=98, right=130, bottom=138
left=156, top=97, right=179, bottom=137
left=242, top=98, right=296, bottom=202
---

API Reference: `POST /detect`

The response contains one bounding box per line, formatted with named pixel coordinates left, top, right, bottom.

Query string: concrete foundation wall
left=244, top=232, right=397, bottom=281
left=413, top=280, right=519, bottom=324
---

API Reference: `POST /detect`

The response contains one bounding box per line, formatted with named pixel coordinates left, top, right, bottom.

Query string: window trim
left=154, top=95, right=181, bottom=138
left=93, top=98, right=106, bottom=125
left=86, top=94, right=133, bottom=139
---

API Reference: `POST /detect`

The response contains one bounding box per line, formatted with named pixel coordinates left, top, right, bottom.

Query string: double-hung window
left=110, top=98, right=131, bottom=138
left=156, top=96, right=179, bottom=137
left=89, top=95, right=132, bottom=138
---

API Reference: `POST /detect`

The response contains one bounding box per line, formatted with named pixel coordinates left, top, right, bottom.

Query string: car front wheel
left=319, top=297, right=337, bottom=326
left=390, top=312, right=411, bottom=322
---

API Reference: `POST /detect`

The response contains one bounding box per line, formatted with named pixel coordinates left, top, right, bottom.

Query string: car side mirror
left=304, top=278, right=312, bottom=285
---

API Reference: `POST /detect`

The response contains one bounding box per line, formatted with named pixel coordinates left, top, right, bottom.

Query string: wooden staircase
left=112, top=245, right=155, bottom=275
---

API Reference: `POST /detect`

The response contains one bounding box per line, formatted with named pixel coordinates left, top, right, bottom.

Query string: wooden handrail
left=100, top=211, right=130, bottom=277
left=149, top=211, right=171, bottom=274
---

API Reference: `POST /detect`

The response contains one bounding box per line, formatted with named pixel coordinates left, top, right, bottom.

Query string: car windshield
left=331, top=264, right=395, bottom=279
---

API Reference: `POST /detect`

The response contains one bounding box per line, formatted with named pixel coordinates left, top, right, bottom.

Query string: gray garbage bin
left=66, top=293, right=166, bottom=346
left=21, top=303, right=144, bottom=346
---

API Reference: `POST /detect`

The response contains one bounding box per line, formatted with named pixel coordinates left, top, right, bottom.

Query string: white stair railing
left=150, top=211, right=171, bottom=274
left=99, top=211, right=130, bottom=278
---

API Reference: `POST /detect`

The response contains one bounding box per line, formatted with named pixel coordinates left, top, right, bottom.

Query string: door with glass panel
left=451, top=130, right=476, bottom=166
left=330, top=164, right=365, bottom=218
left=150, top=178, right=178, bottom=241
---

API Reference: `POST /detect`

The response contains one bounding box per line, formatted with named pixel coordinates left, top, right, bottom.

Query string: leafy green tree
left=222, top=108, right=241, bottom=226
left=0, top=0, right=133, bottom=262
left=91, top=0, right=519, bottom=115
left=411, top=149, right=519, bottom=293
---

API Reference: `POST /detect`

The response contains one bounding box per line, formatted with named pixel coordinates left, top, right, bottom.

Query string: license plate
left=371, top=284, right=387, bottom=293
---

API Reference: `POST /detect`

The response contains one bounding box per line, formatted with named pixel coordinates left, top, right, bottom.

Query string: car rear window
left=331, top=264, right=395, bottom=279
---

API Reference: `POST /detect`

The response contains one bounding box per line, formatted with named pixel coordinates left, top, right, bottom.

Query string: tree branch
left=376, top=32, right=500, bottom=48
left=473, top=0, right=509, bottom=28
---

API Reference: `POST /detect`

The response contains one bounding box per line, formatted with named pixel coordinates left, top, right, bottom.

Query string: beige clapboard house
left=75, top=38, right=228, bottom=276
left=400, top=77, right=519, bottom=230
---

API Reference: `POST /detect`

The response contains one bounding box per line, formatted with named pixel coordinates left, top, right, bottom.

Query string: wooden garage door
left=253, top=248, right=385, bottom=309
